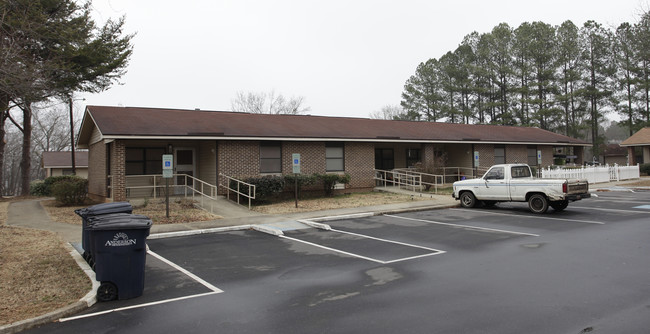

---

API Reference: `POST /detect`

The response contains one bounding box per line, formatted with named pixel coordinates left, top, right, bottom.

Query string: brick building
left=621, top=127, right=650, bottom=165
left=76, top=106, right=589, bottom=202
left=42, top=151, right=89, bottom=178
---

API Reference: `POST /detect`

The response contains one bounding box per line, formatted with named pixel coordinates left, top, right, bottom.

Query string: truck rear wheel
left=460, top=192, right=477, bottom=208
left=550, top=200, right=569, bottom=212
left=528, top=194, right=548, bottom=214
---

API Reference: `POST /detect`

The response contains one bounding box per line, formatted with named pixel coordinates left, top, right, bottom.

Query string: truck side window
left=511, top=166, right=531, bottom=178
left=485, top=167, right=504, bottom=180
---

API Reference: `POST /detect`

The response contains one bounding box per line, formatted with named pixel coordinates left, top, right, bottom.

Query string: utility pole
left=69, top=95, right=76, bottom=175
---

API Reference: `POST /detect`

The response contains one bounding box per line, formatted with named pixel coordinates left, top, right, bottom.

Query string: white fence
left=541, top=164, right=640, bottom=184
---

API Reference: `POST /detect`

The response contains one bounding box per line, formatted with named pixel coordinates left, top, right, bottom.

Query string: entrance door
left=174, top=148, right=195, bottom=195
left=375, top=148, right=394, bottom=170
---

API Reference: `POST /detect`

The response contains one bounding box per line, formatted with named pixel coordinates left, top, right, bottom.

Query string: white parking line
left=569, top=206, right=650, bottom=214
left=591, top=198, right=650, bottom=204
left=280, top=229, right=445, bottom=265
left=450, top=208, right=605, bottom=225
left=148, top=250, right=224, bottom=293
left=59, top=250, right=223, bottom=322
left=59, top=292, right=219, bottom=322
left=384, top=214, right=540, bottom=236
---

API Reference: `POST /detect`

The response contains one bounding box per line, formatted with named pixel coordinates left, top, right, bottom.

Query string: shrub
left=30, top=175, right=81, bottom=196
left=315, top=173, right=351, bottom=196
left=29, top=180, right=48, bottom=196
left=640, top=163, right=650, bottom=176
left=284, top=174, right=317, bottom=198
left=241, top=175, right=285, bottom=203
left=51, top=177, right=88, bottom=205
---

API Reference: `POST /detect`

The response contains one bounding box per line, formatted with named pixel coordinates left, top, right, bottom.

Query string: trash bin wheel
left=97, top=282, right=118, bottom=302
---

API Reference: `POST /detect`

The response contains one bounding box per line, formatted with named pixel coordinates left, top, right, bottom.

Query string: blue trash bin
left=75, top=202, right=133, bottom=263
left=87, top=213, right=152, bottom=301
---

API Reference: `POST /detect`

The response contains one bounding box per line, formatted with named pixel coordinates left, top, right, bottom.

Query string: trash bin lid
left=75, top=202, right=133, bottom=218
left=87, top=213, right=152, bottom=230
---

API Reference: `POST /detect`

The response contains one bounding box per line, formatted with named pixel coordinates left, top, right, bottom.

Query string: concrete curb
left=0, top=244, right=99, bottom=334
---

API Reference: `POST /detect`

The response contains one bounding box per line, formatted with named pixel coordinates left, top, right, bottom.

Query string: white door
left=174, top=148, right=195, bottom=195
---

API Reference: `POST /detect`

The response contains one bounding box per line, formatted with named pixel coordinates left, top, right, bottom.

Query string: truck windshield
left=511, top=166, right=531, bottom=178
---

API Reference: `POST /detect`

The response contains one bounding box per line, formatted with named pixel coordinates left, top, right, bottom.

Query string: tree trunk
left=0, top=92, right=8, bottom=196
left=20, top=102, right=32, bottom=196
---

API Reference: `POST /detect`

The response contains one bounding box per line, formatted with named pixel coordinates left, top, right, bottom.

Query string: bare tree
left=231, top=91, right=310, bottom=115
left=369, top=105, right=408, bottom=120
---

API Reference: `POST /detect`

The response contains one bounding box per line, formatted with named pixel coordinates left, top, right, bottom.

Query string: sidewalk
left=6, top=178, right=648, bottom=241
left=6, top=199, right=81, bottom=242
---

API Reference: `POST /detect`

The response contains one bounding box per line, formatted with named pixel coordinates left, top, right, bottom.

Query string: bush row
left=231, top=173, right=351, bottom=203
left=641, top=163, right=650, bottom=175
left=30, top=175, right=88, bottom=205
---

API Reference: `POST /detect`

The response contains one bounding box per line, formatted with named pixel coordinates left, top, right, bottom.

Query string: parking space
left=25, top=191, right=650, bottom=334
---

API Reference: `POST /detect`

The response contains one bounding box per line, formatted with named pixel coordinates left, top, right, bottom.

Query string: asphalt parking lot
left=25, top=190, right=650, bottom=334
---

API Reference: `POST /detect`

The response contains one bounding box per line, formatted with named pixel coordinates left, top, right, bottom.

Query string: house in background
left=42, top=151, right=89, bottom=178
left=621, top=127, right=650, bottom=165
left=76, top=106, right=590, bottom=202
left=602, top=144, right=628, bottom=165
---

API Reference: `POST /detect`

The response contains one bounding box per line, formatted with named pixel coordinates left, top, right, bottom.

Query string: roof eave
left=100, top=134, right=590, bottom=146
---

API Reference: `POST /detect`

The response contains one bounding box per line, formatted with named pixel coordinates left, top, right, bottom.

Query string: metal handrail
left=218, top=173, right=256, bottom=209
left=389, top=168, right=444, bottom=193
left=122, top=174, right=217, bottom=198
left=374, top=169, right=423, bottom=193
left=110, top=174, right=219, bottom=214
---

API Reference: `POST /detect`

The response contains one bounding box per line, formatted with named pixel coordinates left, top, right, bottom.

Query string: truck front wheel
left=460, top=192, right=477, bottom=208
left=528, top=194, right=549, bottom=214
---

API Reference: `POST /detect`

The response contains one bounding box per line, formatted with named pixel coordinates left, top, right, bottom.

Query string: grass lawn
left=0, top=200, right=90, bottom=327
left=42, top=198, right=221, bottom=225
left=251, top=191, right=443, bottom=214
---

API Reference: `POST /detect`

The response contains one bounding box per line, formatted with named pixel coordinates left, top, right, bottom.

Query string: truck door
left=477, top=166, right=509, bottom=200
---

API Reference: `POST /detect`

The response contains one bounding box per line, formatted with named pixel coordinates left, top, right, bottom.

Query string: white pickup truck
left=452, top=164, right=590, bottom=213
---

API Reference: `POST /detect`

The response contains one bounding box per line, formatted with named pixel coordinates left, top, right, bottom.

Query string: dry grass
left=620, top=177, right=650, bottom=187
left=131, top=198, right=221, bottom=224
left=41, top=198, right=220, bottom=225
left=0, top=200, right=8, bottom=225
left=252, top=191, right=432, bottom=214
left=0, top=224, right=90, bottom=326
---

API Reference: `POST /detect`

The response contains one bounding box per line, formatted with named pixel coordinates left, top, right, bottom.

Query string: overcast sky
left=80, top=0, right=648, bottom=119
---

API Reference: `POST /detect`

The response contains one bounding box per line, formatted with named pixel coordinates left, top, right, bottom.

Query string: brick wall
left=474, top=144, right=555, bottom=168
left=218, top=141, right=260, bottom=179
left=474, top=144, right=495, bottom=168
left=87, top=141, right=107, bottom=201
left=282, top=142, right=326, bottom=175
left=343, top=142, right=375, bottom=189
left=539, top=146, right=554, bottom=167
left=111, top=140, right=126, bottom=201
left=217, top=141, right=375, bottom=191
left=506, top=145, right=527, bottom=164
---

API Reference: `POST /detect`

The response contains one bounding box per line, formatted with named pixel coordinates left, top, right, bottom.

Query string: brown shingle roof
left=79, top=106, right=589, bottom=146
left=621, top=127, right=650, bottom=146
left=42, top=151, right=88, bottom=168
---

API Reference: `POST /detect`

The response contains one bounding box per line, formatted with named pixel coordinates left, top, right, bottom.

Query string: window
left=511, top=165, right=531, bottom=178
left=326, top=142, right=344, bottom=171
left=406, top=149, right=421, bottom=167
left=375, top=148, right=394, bottom=170
left=62, top=169, right=74, bottom=176
left=494, top=145, right=505, bottom=164
left=484, top=167, right=505, bottom=180
left=527, top=146, right=538, bottom=166
left=125, top=148, right=165, bottom=175
left=260, top=142, right=281, bottom=173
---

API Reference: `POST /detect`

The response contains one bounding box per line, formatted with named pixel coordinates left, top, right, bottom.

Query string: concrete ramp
left=194, top=196, right=261, bottom=219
